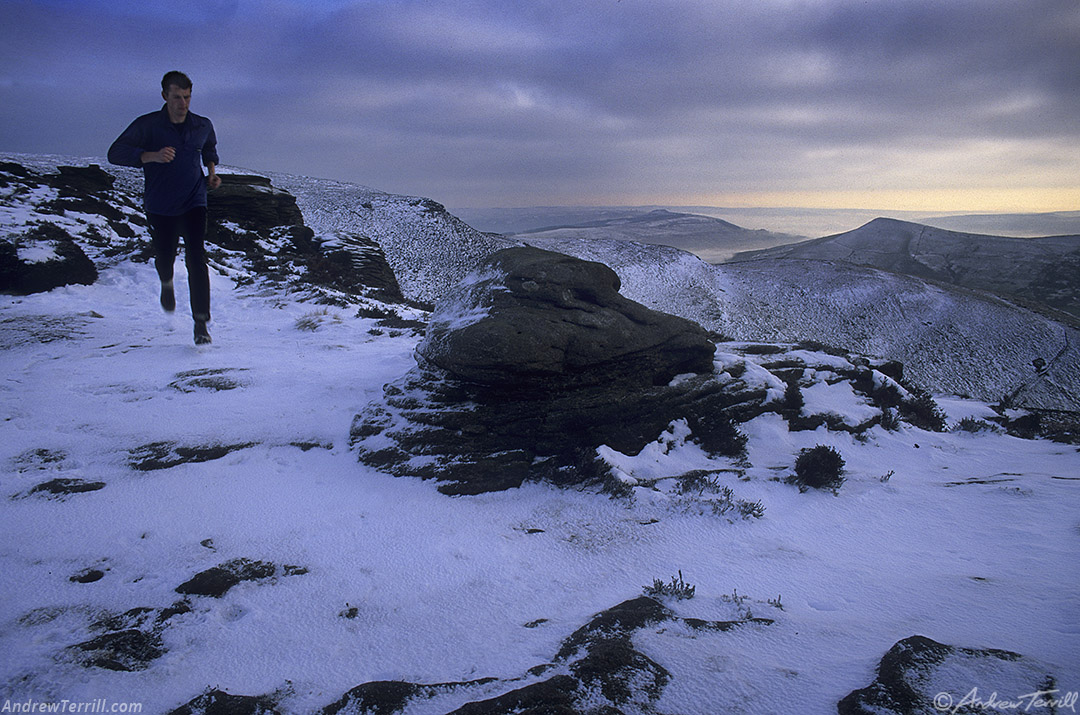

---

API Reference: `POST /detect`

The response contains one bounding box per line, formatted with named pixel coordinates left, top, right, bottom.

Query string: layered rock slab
left=352, top=246, right=761, bottom=495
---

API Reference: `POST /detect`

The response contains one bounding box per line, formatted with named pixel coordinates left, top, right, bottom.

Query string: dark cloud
left=2, top=0, right=1077, bottom=208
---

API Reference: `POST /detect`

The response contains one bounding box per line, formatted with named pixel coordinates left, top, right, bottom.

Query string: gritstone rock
left=838, top=635, right=1060, bottom=715
left=417, top=245, right=715, bottom=389
left=352, top=246, right=764, bottom=495
left=207, top=173, right=403, bottom=302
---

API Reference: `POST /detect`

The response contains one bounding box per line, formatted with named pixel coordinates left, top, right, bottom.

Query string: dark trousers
left=147, top=207, right=210, bottom=321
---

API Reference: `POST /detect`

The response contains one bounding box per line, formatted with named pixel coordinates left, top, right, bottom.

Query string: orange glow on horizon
left=656, top=187, right=1080, bottom=213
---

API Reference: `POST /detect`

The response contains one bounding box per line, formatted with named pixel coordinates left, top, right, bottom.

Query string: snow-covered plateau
left=1, top=153, right=1077, bottom=714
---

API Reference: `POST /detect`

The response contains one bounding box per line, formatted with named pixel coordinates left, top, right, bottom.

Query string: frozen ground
left=1, top=251, right=1078, bottom=713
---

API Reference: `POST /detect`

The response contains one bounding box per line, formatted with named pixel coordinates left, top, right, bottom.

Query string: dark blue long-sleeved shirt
left=108, top=106, right=219, bottom=216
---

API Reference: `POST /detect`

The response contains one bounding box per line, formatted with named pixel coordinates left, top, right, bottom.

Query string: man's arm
left=108, top=115, right=175, bottom=167
left=202, top=121, right=221, bottom=190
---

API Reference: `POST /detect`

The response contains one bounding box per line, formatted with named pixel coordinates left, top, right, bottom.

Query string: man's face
left=162, top=85, right=191, bottom=122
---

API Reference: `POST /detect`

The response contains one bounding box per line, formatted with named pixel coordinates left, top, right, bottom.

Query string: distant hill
left=516, top=208, right=804, bottom=263
left=730, top=217, right=1080, bottom=321
left=919, top=211, right=1080, bottom=237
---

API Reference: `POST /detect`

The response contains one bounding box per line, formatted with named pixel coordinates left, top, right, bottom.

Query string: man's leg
left=146, top=213, right=181, bottom=312
left=180, top=207, right=211, bottom=344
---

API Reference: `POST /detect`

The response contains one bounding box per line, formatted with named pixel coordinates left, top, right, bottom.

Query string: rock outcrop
left=418, top=245, right=715, bottom=389
left=839, top=635, right=1062, bottom=715
left=0, top=163, right=120, bottom=294
left=168, top=595, right=771, bottom=715
left=352, top=246, right=756, bottom=495
left=0, top=160, right=406, bottom=307
left=207, top=173, right=404, bottom=303
left=0, top=222, right=98, bottom=294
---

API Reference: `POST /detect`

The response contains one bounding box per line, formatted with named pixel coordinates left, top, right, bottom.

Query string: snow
left=801, top=380, right=880, bottom=424
left=1, top=158, right=1078, bottom=713
left=15, top=242, right=60, bottom=264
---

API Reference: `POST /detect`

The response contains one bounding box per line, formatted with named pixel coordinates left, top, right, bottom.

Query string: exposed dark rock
left=175, top=558, right=281, bottom=598
left=26, top=477, right=106, bottom=498
left=317, top=595, right=770, bottom=714
left=12, top=447, right=67, bottom=469
left=72, top=629, right=164, bottom=672
left=0, top=160, right=32, bottom=181
left=1, top=161, right=407, bottom=307
left=207, top=174, right=305, bottom=243
left=322, top=681, right=420, bottom=715
left=70, top=567, right=106, bottom=583
left=168, top=689, right=281, bottom=715
left=322, top=677, right=501, bottom=715
left=52, top=164, right=116, bottom=194
left=446, top=676, right=579, bottom=715
left=353, top=363, right=759, bottom=495
left=838, top=635, right=1060, bottom=715
left=129, top=440, right=258, bottom=471
left=304, top=232, right=404, bottom=302
left=418, top=246, right=714, bottom=389
left=1, top=223, right=98, bottom=294
left=68, top=600, right=191, bottom=672
left=202, top=174, right=404, bottom=303
left=169, top=367, right=250, bottom=393
left=352, top=250, right=939, bottom=495
left=353, top=247, right=758, bottom=494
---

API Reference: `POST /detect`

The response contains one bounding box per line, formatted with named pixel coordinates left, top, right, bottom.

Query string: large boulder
left=417, top=246, right=715, bottom=389
left=352, top=247, right=757, bottom=495
left=206, top=173, right=305, bottom=241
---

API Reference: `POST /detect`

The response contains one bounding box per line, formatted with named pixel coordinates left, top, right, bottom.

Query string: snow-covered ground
left=2, top=243, right=1077, bottom=713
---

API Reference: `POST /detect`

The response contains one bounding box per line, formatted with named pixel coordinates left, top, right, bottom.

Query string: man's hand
left=141, top=147, right=176, bottom=164
left=206, top=163, right=221, bottom=190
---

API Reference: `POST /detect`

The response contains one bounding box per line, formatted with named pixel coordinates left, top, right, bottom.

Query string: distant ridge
left=730, top=217, right=1080, bottom=321
left=515, top=208, right=744, bottom=235
left=920, top=210, right=1080, bottom=237
left=517, top=208, right=803, bottom=263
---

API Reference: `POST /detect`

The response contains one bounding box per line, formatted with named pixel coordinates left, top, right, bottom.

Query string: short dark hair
left=161, top=71, right=192, bottom=92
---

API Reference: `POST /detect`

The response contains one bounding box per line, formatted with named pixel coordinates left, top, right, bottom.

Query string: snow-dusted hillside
left=732, top=217, right=1080, bottom=321
left=2, top=154, right=1078, bottom=714
left=518, top=208, right=803, bottom=263
left=265, top=171, right=517, bottom=305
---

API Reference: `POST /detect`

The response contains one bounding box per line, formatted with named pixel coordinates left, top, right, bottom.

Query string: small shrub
left=899, top=384, right=947, bottom=432
left=954, top=417, right=997, bottom=434
left=790, top=445, right=845, bottom=492
left=644, top=571, right=696, bottom=600
left=706, top=485, right=736, bottom=515
left=782, top=381, right=804, bottom=415
left=879, top=407, right=901, bottom=431
left=736, top=499, right=766, bottom=519
left=686, top=411, right=748, bottom=458
left=676, top=470, right=723, bottom=495
left=295, top=308, right=340, bottom=332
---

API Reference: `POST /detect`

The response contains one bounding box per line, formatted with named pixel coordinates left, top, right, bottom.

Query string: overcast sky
left=2, top=0, right=1078, bottom=211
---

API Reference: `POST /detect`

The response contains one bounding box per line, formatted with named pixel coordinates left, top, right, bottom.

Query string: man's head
left=161, top=71, right=193, bottom=124
left=161, top=71, right=192, bottom=94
